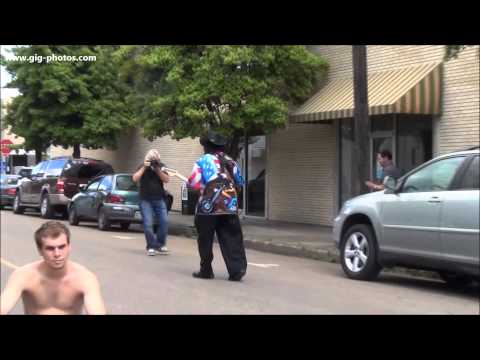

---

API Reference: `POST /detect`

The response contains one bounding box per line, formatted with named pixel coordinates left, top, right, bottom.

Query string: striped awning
left=290, top=62, right=443, bottom=123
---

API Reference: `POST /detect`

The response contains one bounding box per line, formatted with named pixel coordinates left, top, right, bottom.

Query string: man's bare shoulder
left=69, top=262, right=99, bottom=284
left=7, top=261, right=42, bottom=285
left=15, top=260, right=43, bottom=275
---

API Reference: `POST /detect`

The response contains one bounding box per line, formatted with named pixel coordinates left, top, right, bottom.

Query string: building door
left=371, top=135, right=395, bottom=182
left=238, top=135, right=266, bottom=217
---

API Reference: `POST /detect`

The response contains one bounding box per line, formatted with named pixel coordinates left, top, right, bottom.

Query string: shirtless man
left=1, top=221, right=106, bottom=315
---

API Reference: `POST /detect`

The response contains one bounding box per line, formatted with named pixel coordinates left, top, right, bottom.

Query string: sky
left=1, top=45, right=20, bottom=100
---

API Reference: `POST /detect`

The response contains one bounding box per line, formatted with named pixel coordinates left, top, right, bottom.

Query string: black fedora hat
left=200, top=130, right=228, bottom=147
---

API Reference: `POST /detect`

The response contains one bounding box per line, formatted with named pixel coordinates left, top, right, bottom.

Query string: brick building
left=51, top=45, right=480, bottom=225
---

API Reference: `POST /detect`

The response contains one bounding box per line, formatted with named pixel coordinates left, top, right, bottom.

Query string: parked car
left=68, top=173, right=173, bottom=231
left=13, top=157, right=114, bottom=218
left=0, top=174, right=21, bottom=208
left=333, top=147, right=479, bottom=286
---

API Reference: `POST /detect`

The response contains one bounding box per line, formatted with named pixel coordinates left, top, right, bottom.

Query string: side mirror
left=78, top=184, right=87, bottom=192
left=384, top=176, right=397, bottom=192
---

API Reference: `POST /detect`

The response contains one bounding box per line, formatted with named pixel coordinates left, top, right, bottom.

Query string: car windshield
left=115, top=175, right=138, bottom=191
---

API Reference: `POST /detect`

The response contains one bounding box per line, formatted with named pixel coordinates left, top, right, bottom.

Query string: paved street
left=1, top=209, right=479, bottom=314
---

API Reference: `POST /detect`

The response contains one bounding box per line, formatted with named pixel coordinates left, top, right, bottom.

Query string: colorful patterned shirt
left=188, top=152, right=244, bottom=215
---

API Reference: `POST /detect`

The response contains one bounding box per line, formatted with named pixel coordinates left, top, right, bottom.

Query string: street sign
left=1, top=145, right=11, bottom=156
left=1, top=146, right=11, bottom=156
left=1, top=139, right=13, bottom=156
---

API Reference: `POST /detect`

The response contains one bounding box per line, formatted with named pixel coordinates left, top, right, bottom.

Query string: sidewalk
left=167, top=211, right=440, bottom=279
left=168, top=211, right=338, bottom=262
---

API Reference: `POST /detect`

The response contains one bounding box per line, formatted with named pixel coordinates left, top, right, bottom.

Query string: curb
left=243, top=238, right=338, bottom=263
left=168, top=223, right=440, bottom=280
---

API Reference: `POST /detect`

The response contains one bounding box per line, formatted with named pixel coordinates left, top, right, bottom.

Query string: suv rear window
left=46, top=159, right=68, bottom=176
left=61, top=160, right=113, bottom=179
left=32, top=161, right=48, bottom=176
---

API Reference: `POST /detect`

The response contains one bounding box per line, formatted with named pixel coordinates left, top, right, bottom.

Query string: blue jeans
left=140, top=199, right=168, bottom=250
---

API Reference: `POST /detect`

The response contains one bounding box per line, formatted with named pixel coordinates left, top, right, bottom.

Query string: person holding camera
left=133, top=149, right=171, bottom=256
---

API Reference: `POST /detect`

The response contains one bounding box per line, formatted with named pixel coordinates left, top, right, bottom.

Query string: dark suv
left=13, top=157, right=114, bottom=218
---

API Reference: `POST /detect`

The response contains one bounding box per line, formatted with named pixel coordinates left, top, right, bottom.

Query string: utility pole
left=352, top=45, right=370, bottom=197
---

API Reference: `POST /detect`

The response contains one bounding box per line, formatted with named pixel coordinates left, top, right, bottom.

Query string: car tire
left=98, top=207, right=110, bottom=231
left=68, top=205, right=80, bottom=226
left=13, top=193, right=25, bottom=214
left=340, top=224, right=382, bottom=281
left=40, top=194, right=54, bottom=219
left=120, top=222, right=130, bottom=231
left=438, top=272, right=473, bottom=288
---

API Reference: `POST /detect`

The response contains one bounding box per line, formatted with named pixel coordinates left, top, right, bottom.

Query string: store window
left=396, top=114, right=433, bottom=175
left=339, top=114, right=433, bottom=207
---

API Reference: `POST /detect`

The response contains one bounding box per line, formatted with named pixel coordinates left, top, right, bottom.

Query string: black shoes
left=192, top=270, right=246, bottom=281
left=228, top=272, right=246, bottom=282
left=192, top=271, right=214, bottom=279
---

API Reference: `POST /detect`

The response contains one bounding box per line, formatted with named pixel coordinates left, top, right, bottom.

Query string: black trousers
left=194, top=214, right=247, bottom=277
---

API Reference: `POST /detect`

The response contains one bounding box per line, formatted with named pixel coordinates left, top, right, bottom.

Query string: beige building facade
left=50, top=45, right=479, bottom=225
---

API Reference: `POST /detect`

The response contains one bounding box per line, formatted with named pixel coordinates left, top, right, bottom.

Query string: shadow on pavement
left=377, top=273, right=480, bottom=300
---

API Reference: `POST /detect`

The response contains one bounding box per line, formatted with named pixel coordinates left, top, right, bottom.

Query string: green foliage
left=444, top=45, right=474, bottom=60
left=3, top=45, right=133, bottom=157
left=117, top=45, right=328, bottom=156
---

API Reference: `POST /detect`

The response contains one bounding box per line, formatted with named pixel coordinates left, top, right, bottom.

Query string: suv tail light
left=6, top=188, right=16, bottom=196
left=105, top=194, right=125, bottom=204
left=56, top=178, right=65, bottom=193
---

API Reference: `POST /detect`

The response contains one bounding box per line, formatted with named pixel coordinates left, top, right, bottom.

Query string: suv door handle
left=428, top=196, right=442, bottom=203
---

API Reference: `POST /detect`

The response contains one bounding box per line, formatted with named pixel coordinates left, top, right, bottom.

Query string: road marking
left=112, top=236, right=134, bottom=240
left=1, top=257, right=19, bottom=270
left=248, top=262, right=279, bottom=268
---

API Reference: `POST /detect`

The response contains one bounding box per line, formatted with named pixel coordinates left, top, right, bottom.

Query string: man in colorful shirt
left=188, top=131, right=247, bottom=281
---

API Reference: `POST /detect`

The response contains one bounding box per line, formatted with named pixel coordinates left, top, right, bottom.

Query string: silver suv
left=333, top=147, right=479, bottom=286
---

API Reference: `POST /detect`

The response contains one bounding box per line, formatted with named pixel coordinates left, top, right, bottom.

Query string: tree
left=3, top=45, right=133, bottom=159
left=117, top=45, right=328, bottom=158
left=3, top=96, right=49, bottom=163
left=444, top=45, right=475, bottom=60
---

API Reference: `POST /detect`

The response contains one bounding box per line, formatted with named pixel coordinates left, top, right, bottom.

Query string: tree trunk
left=35, top=147, right=43, bottom=164
left=227, top=133, right=242, bottom=160
left=73, top=144, right=81, bottom=158
left=352, top=45, right=370, bottom=198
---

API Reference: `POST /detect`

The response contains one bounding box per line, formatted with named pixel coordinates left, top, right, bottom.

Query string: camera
left=150, top=159, right=160, bottom=167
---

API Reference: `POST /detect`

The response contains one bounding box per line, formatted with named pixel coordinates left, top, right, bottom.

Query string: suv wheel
left=68, top=205, right=80, bottom=226
left=40, top=194, right=54, bottom=219
left=438, top=272, right=473, bottom=288
left=13, top=192, right=25, bottom=214
left=98, top=208, right=110, bottom=231
left=340, top=224, right=382, bottom=281
left=120, top=222, right=130, bottom=231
